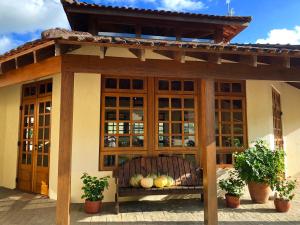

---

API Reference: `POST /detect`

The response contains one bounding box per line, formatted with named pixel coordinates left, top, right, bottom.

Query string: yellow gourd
left=154, top=176, right=168, bottom=188
left=140, top=177, right=154, bottom=188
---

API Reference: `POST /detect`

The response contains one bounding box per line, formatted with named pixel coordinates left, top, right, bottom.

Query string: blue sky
left=0, top=0, right=300, bottom=54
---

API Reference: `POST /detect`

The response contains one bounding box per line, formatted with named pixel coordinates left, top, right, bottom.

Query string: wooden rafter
left=99, top=46, right=107, bottom=59
left=129, top=48, right=146, bottom=61
left=240, top=55, right=257, bottom=67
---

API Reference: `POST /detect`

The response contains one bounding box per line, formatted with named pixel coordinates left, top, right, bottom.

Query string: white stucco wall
left=0, top=84, right=21, bottom=189
left=246, top=80, right=300, bottom=177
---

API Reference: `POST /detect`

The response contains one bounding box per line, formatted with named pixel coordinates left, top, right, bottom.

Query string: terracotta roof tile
left=61, top=0, right=252, bottom=23
left=1, top=28, right=300, bottom=63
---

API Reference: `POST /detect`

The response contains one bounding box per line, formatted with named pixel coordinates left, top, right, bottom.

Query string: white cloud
left=0, top=36, right=18, bottom=54
left=159, top=0, right=205, bottom=11
left=256, top=26, right=300, bottom=45
left=0, top=0, right=69, bottom=35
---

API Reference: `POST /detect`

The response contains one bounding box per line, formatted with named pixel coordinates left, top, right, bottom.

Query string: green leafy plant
left=219, top=170, right=245, bottom=197
left=234, top=140, right=285, bottom=189
left=275, top=179, right=297, bottom=201
left=81, top=173, right=110, bottom=201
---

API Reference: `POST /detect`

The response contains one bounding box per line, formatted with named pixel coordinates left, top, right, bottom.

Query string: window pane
left=233, top=136, right=244, bottom=147
left=105, top=97, right=117, bottom=107
left=44, top=141, right=50, bottom=153
left=119, top=122, right=130, bottom=134
left=133, top=97, right=143, bottom=107
left=105, top=110, right=116, bottom=120
left=172, top=123, right=182, bottom=134
left=47, top=83, right=52, bottom=93
left=104, top=155, right=116, bottom=167
left=119, top=97, right=130, bottom=107
left=232, top=83, right=242, bottom=93
left=220, top=83, right=230, bottom=92
left=39, top=84, right=46, bottom=94
left=221, top=100, right=231, bottom=109
left=222, top=112, right=231, bottom=122
left=233, top=112, right=243, bottom=122
left=132, top=110, right=144, bottom=121
left=104, top=122, right=117, bottom=134
left=171, top=98, right=181, bottom=108
left=159, top=98, right=169, bottom=108
left=184, top=99, right=194, bottom=108
left=159, top=80, right=169, bottom=90
left=184, top=81, right=194, bottom=91
left=159, top=111, right=169, bottom=121
left=45, top=115, right=50, bottom=126
left=44, top=128, right=49, bottom=139
left=221, top=124, right=231, bottom=134
left=118, top=155, right=130, bottom=166
left=119, top=110, right=130, bottom=120
left=133, top=123, right=144, bottom=134
left=119, top=79, right=131, bottom=89
left=234, top=124, right=243, bottom=134
left=119, top=136, right=130, bottom=147
left=37, top=155, right=42, bottom=166
left=184, top=123, right=195, bottom=134
left=184, top=136, right=195, bottom=147
left=172, top=111, right=182, bottom=121
left=172, top=136, right=182, bottom=147
left=132, top=136, right=144, bottom=147
left=39, top=116, right=44, bottom=126
left=233, top=100, right=242, bottom=109
left=158, top=123, right=169, bottom=135
left=159, top=136, right=169, bottom=147
left=171, top=81, right=181, bottom=91
left=105, top=78, right=117, bottom=89
left=225, top=154, right=233, bottom=164
left=104, top=136, right=117, bottom=147
left=133, top=79, right=144, bottom=90
left=184, top=111, right=194, bottom=121
left=43, top=155, right=48, bottom=167
left=222, top=136, right=232, bottom=147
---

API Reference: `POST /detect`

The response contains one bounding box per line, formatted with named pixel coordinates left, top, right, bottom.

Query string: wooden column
left=201, top=79, right=218, bottom=225
left=56, top=71, right=74, bottom=225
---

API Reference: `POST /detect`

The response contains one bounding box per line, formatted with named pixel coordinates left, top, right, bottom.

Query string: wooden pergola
left=0, top=28, right=300, bottom=225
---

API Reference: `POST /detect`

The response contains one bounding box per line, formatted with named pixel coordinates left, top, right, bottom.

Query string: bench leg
left=115, top=193, right=119, bottom=214
left=200, top=193, right=204, bottom=202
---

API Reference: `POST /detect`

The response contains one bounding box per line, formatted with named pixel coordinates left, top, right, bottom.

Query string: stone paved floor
left=0, top=186, right=299, bottom=225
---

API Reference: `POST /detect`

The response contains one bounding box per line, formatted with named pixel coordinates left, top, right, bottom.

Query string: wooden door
left=18, top=80, right=52, bottom=195
left=272, top=88, right=283, bottom=149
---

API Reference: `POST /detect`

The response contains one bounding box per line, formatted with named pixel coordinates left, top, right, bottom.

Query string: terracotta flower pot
left=274, top=198, right=291, bottom=213
left=225, top=194, right=240, bottom=208
left=84, top=200, right=102, bottom=214
left=248, top=182, right=271, bottom=204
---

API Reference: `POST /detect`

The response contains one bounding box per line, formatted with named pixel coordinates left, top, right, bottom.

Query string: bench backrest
left=114, top=156, right=203, bottom=188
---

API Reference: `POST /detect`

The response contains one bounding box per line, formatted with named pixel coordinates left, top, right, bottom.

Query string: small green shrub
left=81, top=173, right=110, bottom=201
left=275, top=179, right=297, bottom=201
left=234, top=140, right=285, bottom=189
left=219, top=170, right=245, bottom=197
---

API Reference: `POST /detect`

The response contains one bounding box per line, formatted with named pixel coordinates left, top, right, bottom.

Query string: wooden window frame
left=215, top=80, right=248, bottom=167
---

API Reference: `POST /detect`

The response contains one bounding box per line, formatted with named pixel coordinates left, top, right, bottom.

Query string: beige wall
left=0, top=84, right=21, bottom=189
left=246, top=81, right=300, bottom=177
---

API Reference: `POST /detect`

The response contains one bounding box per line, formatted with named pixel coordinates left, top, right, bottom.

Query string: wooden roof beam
left=129, top=48, right=145, bottom=61
left=100, top=46, right=107, bottom=59
left=270, top=56, right=291, bottom=69
left=239, top=55, right=257, bottom=67
left=208, top=53, right=222, bottom=64
left=0, top=63, right=3, bottom=75
left=154, top=50, right=185, bottom=63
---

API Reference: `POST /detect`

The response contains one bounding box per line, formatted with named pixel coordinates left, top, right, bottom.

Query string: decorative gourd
left=129, top=174, right=143, bottom=188
left=154, top=176, right=168, bottom=188
left=166, top=176, right=175, bottom=187
left=140, top=177, right=154, bottom=189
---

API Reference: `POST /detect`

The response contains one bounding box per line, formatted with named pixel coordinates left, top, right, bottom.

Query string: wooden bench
left=113, top=156, right=204, bottom=214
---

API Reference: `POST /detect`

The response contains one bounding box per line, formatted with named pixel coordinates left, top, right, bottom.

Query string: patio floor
left=0, top=186, right=299, bottom=225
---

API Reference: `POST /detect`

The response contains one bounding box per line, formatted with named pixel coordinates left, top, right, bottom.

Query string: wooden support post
left=240, top=55, right=257, bottom=67
left=201, top=79, right=218, bottom=225
left=0, top=63, right=2, bottom=75
left=100, top=47, right=107, bottom=59
left=56, top=71, right=74, bottom=225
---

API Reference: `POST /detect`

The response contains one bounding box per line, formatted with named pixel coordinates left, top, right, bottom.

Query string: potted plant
left=274, top=179, right=297, bottom=212
left=81, top=173, right=110, bottom=214
left=234, top=140, right=284, bottom=204
left=219, top=170, right=245, bottom=208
